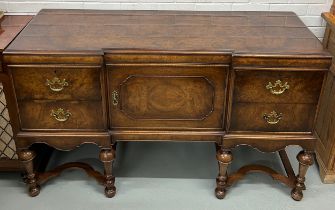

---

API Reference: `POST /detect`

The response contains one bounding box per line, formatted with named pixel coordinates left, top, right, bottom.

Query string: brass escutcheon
left=266, top=80, right=289, bottom=95
left=46, top=77, right=69, bottom=92
left=112, top=90, right=119, bottom=106
left=50, top=108, right=71, bottom=122
left=263, top=111, right=282, bottom=125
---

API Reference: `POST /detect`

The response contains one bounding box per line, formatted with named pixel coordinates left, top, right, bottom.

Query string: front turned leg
left=215, top=148, right=233, bottom=199
left=99, top=148, right=116, bottom=198
left=18, top=149, right=40, bottom=197
left=291, top=150, right=314, bottom=201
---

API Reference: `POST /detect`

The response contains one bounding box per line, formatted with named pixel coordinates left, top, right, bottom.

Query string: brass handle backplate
left=266, top=80, right=289, bottom=95
left=46, top=77, right=69, bottom=92
left=50, top=108, right=71, bottom=122
left=112, top=90, right=119, bottom=106
left=263, top=111, right=282, bottom=125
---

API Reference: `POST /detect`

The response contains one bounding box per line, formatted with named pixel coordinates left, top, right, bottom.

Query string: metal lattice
left=0, top=83, right=17, bottom=160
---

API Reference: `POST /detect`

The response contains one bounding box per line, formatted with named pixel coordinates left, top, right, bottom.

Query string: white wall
left=0, top=0, right=332, bottom=39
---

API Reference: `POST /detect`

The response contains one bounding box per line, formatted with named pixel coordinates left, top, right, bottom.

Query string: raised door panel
left=108, top=65, right=228, bottom=129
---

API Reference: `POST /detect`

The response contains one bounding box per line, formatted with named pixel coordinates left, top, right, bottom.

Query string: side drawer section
left=4, top=55, right=107, bottom=131
left=229, top=68, right=326, bottom=133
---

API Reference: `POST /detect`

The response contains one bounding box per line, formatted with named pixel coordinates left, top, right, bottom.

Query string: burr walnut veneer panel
left=108, top=64, right=228, bottom=129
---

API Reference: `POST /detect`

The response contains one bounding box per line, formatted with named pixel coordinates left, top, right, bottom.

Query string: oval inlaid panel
left=120, top=75, right=214, bottom=120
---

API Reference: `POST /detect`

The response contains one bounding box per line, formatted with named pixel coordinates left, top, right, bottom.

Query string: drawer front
left=230, top=103, right=316, bottom=132
left=18, top=101, right=105, bottom=130
left=10, top=66, right=102, bottom=100
left=108, top=65, right=228, bottom=129
left=233, top=70, right=325, bottom=104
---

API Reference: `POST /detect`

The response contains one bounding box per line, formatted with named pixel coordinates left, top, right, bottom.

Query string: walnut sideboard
left=1, top=9, right=332, bottom=201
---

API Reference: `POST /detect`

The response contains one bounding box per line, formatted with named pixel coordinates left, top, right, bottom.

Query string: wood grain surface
left=4, top=9, right=328, bottom=56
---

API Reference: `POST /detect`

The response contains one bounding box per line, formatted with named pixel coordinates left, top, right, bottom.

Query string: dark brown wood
left=36, top=161, right=113, bottom=197
left=233, top=70, right=325, bottom=104
left=4, top=10, right=329, bottom=56
left=315, top=12, right=335, bottom=183
left=278, top=149, right=295, bottom=179
left=0, top=15, right=34, bottom=171
left=0, top=15, right=33, bottom=54
left=215, top=146, right=232, bottom=199
left=37, top=162, right=105, bottom=186
left=291, top=151, right=314, bottom=201
left=230, top=103, right=317, bottom=132
left=223, top=134, right=316, bottom=152
left=224, top=149, right=311, bottom=202
left=16, top=132, right=110, bottom=151
left=227, top=165, right=296, bottom=189
left=31, top=144, right=54, bottom=173
left=0, top=159, right=21, bottom=171
left=18, top=149, right=40, bottom=197
left=1, top=10, right=331, bottom=199
left=10, top=65, right=102, bottom=101
left=99, top=147, right=116, bottom=198
left=26, top=151, right=116, bottom=197
left=18, top=100, right=105, bottom=130
left=107, top=62, right=228, bottom=130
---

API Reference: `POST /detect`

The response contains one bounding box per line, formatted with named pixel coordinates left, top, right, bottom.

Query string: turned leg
left=291, top=150, right=314, bottom=201
left=18, top=149, right=40, bottom=197
left=215, top=147, right=233, bottom=199
left=99, top=148, right=116, bottom=198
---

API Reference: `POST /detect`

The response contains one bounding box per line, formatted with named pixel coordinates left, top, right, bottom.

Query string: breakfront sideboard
left=2, top=9, right=332, bottom=201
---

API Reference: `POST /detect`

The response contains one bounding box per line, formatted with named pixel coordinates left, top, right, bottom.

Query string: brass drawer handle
left=46, top=77, right=69, bottom=92
left=50, top=108, right=71, bottom=122
left=263, top=111, right=282, bottom=125
left=112, top=90, right=119, bottom=106
left=266, top=80, right=289, bottom=95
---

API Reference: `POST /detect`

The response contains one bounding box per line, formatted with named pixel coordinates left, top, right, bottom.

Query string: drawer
left=230, top=103, right=317, bottom=132
left=18, top=100, right=105, bottom=130
left=10, top=66, right=102, bottom=100
left=233, top=70, right=325, bottom=104
left=107, top=64, right=228, bottom=129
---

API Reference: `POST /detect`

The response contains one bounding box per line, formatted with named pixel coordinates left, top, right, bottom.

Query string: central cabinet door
left=107, top=62, right=228, bottom=130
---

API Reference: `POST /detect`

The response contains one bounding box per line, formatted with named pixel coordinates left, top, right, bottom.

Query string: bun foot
left=105, top=186, right=116, bottom=198
left=291, top=189, right=303, bottom=201
left=29, top=185, right=40, bottom=197
left=215, top=187, right=226, bottom=199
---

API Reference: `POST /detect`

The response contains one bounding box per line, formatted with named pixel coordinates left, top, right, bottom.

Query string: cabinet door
left=107, top=65, right=228, bottom=130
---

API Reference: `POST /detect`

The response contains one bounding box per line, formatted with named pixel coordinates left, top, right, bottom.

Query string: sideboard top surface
left=4, top=9, right=329, bottom=56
